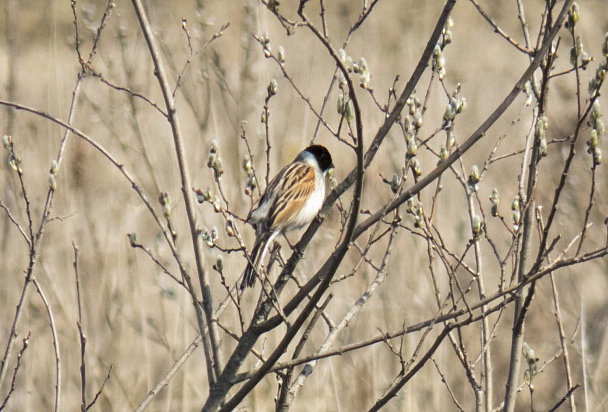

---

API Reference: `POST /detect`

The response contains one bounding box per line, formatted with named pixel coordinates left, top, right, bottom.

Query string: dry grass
left=1, top=0, right=608, bottom=410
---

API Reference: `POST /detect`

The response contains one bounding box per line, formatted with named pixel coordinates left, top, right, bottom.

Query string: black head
left=304, top=145, right=334, bottom=173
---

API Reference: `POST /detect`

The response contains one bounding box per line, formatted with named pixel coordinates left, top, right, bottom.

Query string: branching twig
left=85, top=365, right=113, bottom=411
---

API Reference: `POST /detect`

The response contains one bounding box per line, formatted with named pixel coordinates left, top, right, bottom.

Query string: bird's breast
left=288, top=182, right=325, bottom=231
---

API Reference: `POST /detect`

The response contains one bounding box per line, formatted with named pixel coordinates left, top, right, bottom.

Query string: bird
left=241, top=145, right=334, bottom=289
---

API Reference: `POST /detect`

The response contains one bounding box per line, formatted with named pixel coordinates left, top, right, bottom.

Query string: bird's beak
left=326, top=167, right=335, bottom=180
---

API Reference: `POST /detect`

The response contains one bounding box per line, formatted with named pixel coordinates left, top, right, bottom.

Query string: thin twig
left=85, top=365, right=113, bottom=411
left=32, top=277, right=61, bottom=412
left=0, top=332, right=30, bottom=411
left=73, top=243, right=87, bottom=412
left=0, top=200, right=30, bottom=247
left=432, top=357, right=466, bottom=411
left=469, top=0, right=534, bottom=54
left=548, top=384, right=581, bottom=412
left=130, top=0, right=224, bottom=385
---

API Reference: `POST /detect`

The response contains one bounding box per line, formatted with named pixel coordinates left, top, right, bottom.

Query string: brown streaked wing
left=247, top=162, right=295, bottom=223
left=268, top=163, right=316, bottom=230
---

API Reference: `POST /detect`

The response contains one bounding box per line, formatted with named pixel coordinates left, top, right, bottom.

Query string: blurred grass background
left=1, top=0, right=608, bottom=410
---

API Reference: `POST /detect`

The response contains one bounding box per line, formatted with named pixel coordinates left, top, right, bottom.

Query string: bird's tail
left=241, top=232, right=272, bottom=289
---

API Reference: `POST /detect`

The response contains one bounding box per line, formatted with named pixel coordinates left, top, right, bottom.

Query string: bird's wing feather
left=247, top=163, right=291, bottom=224
left=267, top=163, right=316, bottom=230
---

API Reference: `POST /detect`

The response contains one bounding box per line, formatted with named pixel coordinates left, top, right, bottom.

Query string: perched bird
left=241, top=145, right=334, bottom=289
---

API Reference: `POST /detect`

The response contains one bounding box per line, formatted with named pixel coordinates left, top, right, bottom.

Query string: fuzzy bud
left=490, top=188, right=500, bottom=204
left=443, top=101, right=456, bottom=127
left=535, top=116, right=548, bottom=135
left=263, top=45, right=272, bottom=58
left=404, top=115, right=413, bottom=131
left=438, top=143, right=449, bottom=164
left=511, top=195, right=520, bottom=212
left=50, top=160, right=58, bottom=175
left=214, top=157, right=224, bottom=178
left=345, top=100, right=355, bottom=122
left=567, top=3, right=579, bottom=30
left=443, top=29, right=452, bottom=46
left=406, top=198, right=415, bottom=214
left=390, top=174, right=400, bottom=194
left=268, top=79, right=278, bottom=96
left=406, top=134, right=417, bottom=159
left=588, top=129, right=599, bottom=150
left=594, top=147, right=602, bottom=165
left=207, top=151, right=217, bottom=168
left=407, top=98, right=416, bottom=116
left=49, top=174, right=57, bottom=190
left=337, top=94, right=345, bottom=115
left=3, top=135, right=11, bottom=150
left=539, top=137, right=548, bottom=158
left=202, top=229, right=214, bottom=247
left=360, top=71, right=371, bottom=89
left=589, top=77, right=598, bottom=95
left=160, top=192, right=172, bottom=218
left=414, top=205, right=425, bottom=229
left=213, top=255, right=224, bottom=272
left=596, top=119, right=605, bottom=137
left=575, top=36, right=583, bottom=57
left=472, top=215, right=483, bottom=241
left=411, top=158, right=422, bottom=177
left=336, top=70, right=347, bottom=87
left=456, top=97, right=467, bottom=114
left=208, top=141, right=218, bottom=167
left=432, top=45, right=444, bottom=74
left=195, top=190, right=205, bottom=203
left=447, top=130, right=455, bottom=148
left=356, top=57, right=368, bottom=75
left=413, top=112, right=423, bottom=128
left=204, top=187, right=214, bottom=202
left=513, top=209, right=521, bottom=231
left=469, top=165, right=480, bottom=186
left=225, top=218, right=235, bottom=237
left=243, top=156, right=252, bottom=174
left=8, top=154, right=21, bottom=173
left=590, top=100, right=602, bottom=121
left=524, top=82, right=533, bottom=106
